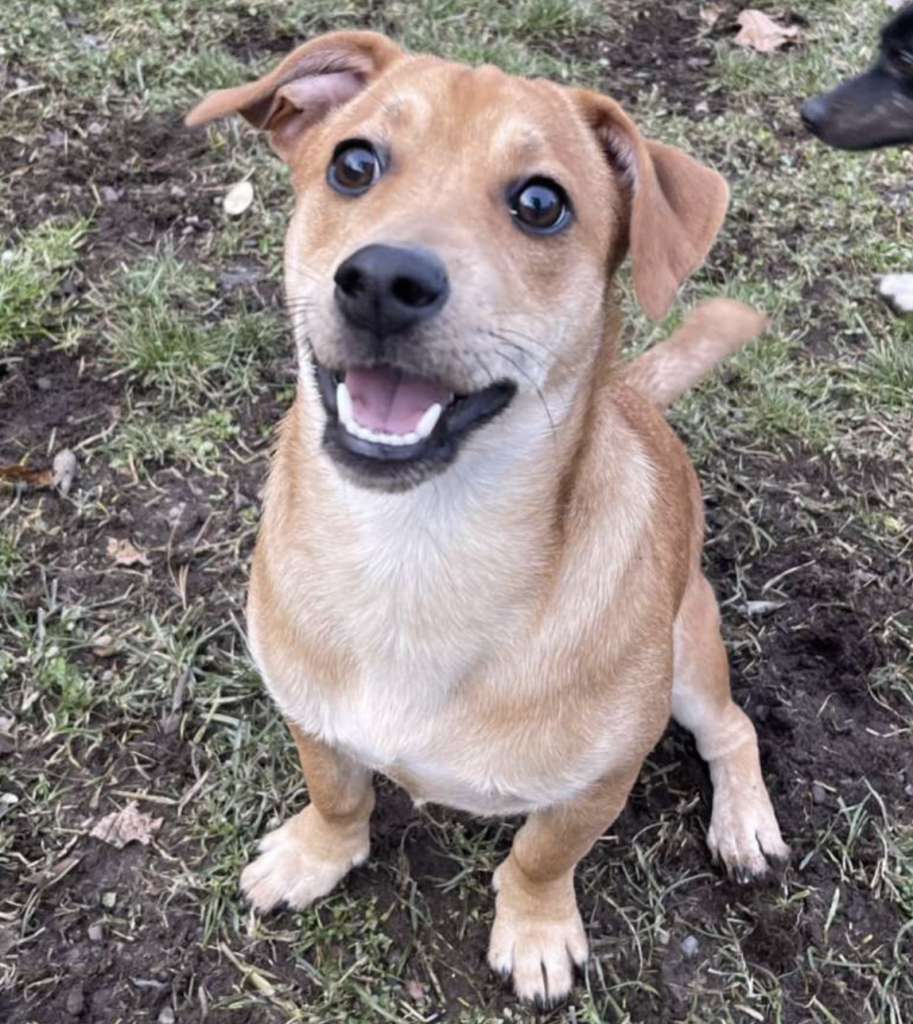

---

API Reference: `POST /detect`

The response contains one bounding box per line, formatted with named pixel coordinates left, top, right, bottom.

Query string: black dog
left=801, top=4, right=913, bottom=314
left=801, top=2, right=913, bottom=150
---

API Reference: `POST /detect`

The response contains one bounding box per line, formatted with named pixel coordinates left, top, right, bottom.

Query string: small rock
left=65, top=984, right=85, bottom=1016
left=48, top=129, right=67, bottom=149
left=88, top=121, right=105, bottom=135
left=101, top=891, right=117, bottom=909
left=100, top=186, right=121, bottom=204
left=682, top=934, right=699, bottom=958
left=223, top=180, right=254, bottom=216
left=53, top=449, right=78, bottom=496
left=169, top=184, right=188, bottom=199
left=812, top=782, right=828, bottom=805
left=158, top=1007, right=176, bottom=1024
left=88, top=923, right=104, bottom=942
left=36, top=376, right=52, bottom=390
left=744, top=599, right=787, bottom=618
left=405, top=979, right=427, bottom=1002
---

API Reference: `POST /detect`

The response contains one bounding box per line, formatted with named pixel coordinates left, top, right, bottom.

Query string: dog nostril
left=335, top=265, right=366, bottom=298
left=391, top=275, right=438, bottom=308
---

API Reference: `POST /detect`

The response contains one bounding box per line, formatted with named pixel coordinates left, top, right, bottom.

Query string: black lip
left=313, top=360, right=516, bottom=489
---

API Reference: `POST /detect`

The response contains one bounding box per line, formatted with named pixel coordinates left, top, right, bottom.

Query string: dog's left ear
left=573, top=90, right=729, bottom=320
left=185, top=31, right=405, bottom=162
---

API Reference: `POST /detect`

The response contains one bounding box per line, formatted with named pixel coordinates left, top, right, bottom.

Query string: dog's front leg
left=241, top=721, right=374, bottom=913
left=488, top=766, right=641, bottom=1005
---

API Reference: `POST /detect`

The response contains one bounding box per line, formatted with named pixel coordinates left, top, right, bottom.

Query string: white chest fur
left=249, top=392, right=657, bottom=817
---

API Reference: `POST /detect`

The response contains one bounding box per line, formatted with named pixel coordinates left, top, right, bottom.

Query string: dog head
left=188, top=32, right=727, bottom=491
left=801, top=2, right=913, bottom=150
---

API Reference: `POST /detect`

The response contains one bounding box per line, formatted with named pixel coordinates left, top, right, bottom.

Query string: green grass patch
left=104, top=246, right=284, bottom=406
left=0, top=220, right=89, bottom=351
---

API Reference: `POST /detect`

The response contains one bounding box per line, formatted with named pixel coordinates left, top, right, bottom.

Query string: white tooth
left=402, top=432, right=419, bottom=446
left=336, top=382, right=353, bottom=426
left=415, top=403, right=442, bottom=439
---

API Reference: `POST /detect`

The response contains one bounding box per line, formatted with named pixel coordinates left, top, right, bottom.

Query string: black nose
left=800, top=96, right=828, bottom=136
left=334, top=244, right=450, bottom=335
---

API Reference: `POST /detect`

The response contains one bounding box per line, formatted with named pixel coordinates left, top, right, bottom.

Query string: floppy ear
left=185, top=31, right=405, bottom=162
left=573, top=90, right=729, bottom=319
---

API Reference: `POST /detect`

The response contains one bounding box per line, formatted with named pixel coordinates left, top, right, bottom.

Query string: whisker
left=493, top=347, right=558, bottom=446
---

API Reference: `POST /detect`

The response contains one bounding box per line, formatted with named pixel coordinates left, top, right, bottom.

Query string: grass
left=2, top=0, right=912, bottom=1022
left=0, top=221, right=89, bottom=351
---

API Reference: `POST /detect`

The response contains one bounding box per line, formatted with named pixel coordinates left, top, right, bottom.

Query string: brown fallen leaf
left=107, top=537, right=151, bottom=567
left=0, top=463, right=53, bottom=486
left=90, top=801, right=163, bottom=849
left=734, top=10, right=802, bottom=53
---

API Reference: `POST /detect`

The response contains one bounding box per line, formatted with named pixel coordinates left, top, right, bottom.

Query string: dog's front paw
left=707, top=770, right=789, bottom=882
left=487, top=860, right=588, bottom=1006
left=240, top=805, right=370, bottom=913
left=876, top=273, right=913, bottom=315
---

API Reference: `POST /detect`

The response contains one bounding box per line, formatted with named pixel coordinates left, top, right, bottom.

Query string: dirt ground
left=2, top=1, right=912, bottom=1023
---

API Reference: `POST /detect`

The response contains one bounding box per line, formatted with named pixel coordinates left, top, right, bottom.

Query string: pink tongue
left=346, top=366, right=450, bottom=433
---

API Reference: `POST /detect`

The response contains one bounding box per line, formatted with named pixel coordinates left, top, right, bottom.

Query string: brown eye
left=328, top=141, right=381, bottom=195
left=510, top=178, right=571, bottom=234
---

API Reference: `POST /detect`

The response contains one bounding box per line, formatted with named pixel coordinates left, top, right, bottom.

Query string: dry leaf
left=734, top=10, right=802, bottom=53
left=699, top=5, right=723, bottom=27
left=90, top=801, right=163, bottom=849
left=107, top=537, right=150, bottom=567
left=0, top=463, right=53, bottom=486
left=223, top=180, right=254, bottom=216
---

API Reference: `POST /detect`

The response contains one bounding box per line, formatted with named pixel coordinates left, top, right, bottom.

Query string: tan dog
left=187, top=32, right=788, bottom=1005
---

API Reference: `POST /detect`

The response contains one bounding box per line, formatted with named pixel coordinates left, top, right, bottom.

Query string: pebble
left=681, top=934, right=699, bottom=958
left=36, top=376, right=52, bottom=390
left=812, top=782, right=828, bottom=805
left=53, top=449, right=78, bottom=497
left=65, top=984, right=85, bottom=1016
left=100, top=186, right=121, bottom=204
left=88, top=923, right=104, bottom=942
left=158, top=1007, right=176, bottom=1024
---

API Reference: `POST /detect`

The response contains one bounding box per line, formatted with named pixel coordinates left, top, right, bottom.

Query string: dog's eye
left=509, top=178, right=571, bottom=234
left=328, top=141, right=381, bottom=195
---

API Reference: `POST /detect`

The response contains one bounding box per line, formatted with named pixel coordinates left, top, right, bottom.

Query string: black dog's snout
left=334, top=244, right=450, bottom=335
left=799, top=96, right=828, bottom=136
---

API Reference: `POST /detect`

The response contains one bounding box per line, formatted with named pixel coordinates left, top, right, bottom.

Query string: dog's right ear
left=185, top=31, right=404, bottom=162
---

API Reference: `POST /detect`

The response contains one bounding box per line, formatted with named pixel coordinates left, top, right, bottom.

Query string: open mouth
left=313, top=359, right=515, bottom=486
